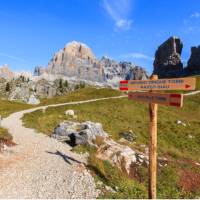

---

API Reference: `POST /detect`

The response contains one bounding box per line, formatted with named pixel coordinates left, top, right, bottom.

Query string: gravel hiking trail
left=0, top=96, right=126, bottom=199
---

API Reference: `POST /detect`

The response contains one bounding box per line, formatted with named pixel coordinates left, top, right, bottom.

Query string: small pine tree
left=5, top=82, right=11, bottom=92
left=80, top=81, right=85, bottom=88
left=64, top=80, right=68, bottom=88
left=59, top=79, right=64, bottom=93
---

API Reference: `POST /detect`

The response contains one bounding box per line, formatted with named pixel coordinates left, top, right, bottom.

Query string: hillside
left=22, top=87, right=200, bottom=198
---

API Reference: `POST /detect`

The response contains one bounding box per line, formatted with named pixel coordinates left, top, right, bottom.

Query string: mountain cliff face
left=186, top=46, right=200, bottom=75
left=34, top=41, right=148, bottom=83
left=153, top=37, right=183, bottom=78
left=0, top=64, right=15, bottom=80
left=153, top=36, right=200, bottom=78
left=36, top=41, right=105, bottom=82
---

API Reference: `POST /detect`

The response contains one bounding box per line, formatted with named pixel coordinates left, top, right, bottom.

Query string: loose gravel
left=0, top=105, right=102, bottom=198
left=0, top=96, right=126, bottom=198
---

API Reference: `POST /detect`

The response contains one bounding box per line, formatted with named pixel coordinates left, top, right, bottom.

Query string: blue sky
left=0, top=0, right=200, bottom=73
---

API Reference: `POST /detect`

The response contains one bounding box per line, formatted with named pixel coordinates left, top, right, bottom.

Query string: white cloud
left=102, top=0, right=133, bottom=30
left=183, top=12, right=200, bottom=33
left=190, top=12, right=200, bottom=18
left=120, top=52, right=154, bottom=61
left=0, top=52, right=26, bottom=62
left=116, top=19, right=132, bottom=30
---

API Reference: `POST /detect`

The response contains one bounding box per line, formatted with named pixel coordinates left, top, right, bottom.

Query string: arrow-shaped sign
left=120, top=77, right=196, bottom=91
left=128, top=92, right=184, bottom=107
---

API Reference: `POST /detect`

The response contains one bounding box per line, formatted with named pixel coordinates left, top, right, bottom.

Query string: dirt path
left=0, top=95, right=126, bottom=199
left=184, top=90, right=200, bottom=96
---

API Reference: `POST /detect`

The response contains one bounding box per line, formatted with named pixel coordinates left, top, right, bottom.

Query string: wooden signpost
left=119, top=75, right=196, bottom=199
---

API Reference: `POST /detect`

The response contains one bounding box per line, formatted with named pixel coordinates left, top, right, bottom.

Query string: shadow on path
left=46, top=150, right=81, bottom=165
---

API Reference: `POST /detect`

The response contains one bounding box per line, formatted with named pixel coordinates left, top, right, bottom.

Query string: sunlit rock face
left=34, top=41, right=149, bottom=83
left=0, top=64, right=15, bottom=80
left=43, top=41, right=105, bottom=82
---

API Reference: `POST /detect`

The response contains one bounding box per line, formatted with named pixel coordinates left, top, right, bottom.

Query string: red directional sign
left=120, top=78, right=196, bottom=91
left=128, top=92, right=183, bottom=107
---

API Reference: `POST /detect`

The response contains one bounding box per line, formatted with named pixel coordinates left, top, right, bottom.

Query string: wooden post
left=148, top=75, right=158, bottom=199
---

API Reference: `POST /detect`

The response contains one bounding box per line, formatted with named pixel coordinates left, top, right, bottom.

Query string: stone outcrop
left=53, top=120, right=168, bottom=177
left=185, top=46, right=200, bottom=75
left=153, top=37, right=183, bottom=78
left=53, top=121, right=108, bottom=145
left=96, top=138, right=149, bottom=177
left=0, top=65, right=15, bottom=80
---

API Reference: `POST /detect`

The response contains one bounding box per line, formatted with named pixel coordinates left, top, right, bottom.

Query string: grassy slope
left=40, top=87, right=122, bottom=105
left=22, top=87, right=200, bottom=198
left=0, top=99, right=33, bottom=118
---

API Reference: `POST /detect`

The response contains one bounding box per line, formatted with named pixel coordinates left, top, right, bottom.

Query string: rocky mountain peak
left=62, top=41, right=96, bottom=61
left=187, top=45, right=200, bottom=73
left=153, top=36, right=183, bottom=78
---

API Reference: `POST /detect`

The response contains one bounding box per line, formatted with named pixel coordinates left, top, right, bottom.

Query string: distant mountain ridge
left=34, top=41, right=148, bottom=83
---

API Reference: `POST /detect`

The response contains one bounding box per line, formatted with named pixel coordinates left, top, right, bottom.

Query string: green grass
left=40, top=87, right=122, bottom=105
left=195, top=75, right=200, bottom=90
left=22, top=93, right=200, bottom=160
left=73, top=144, right=147, bottom=199
left=21, top=87, right=200, bottom=198
left=0, top=99, right=33, bottom=118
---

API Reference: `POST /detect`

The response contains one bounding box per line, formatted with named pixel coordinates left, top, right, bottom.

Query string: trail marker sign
left=119, top=75, right=196, bottom=199
left=120, top=77, right=196, bottom=91
left=128, top=92, right=183, bottom=107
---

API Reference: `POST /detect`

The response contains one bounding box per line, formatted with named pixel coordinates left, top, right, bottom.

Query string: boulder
left=96, top=138, right=148, bottom=177
left=153, top=36, right=183, bottom=78
left=96, top=138, right=168, bottom=178
left=53, top=121, right=108, bottom=145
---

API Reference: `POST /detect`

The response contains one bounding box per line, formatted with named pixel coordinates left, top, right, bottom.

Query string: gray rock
left=53, top=121, right=108, bottom=145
